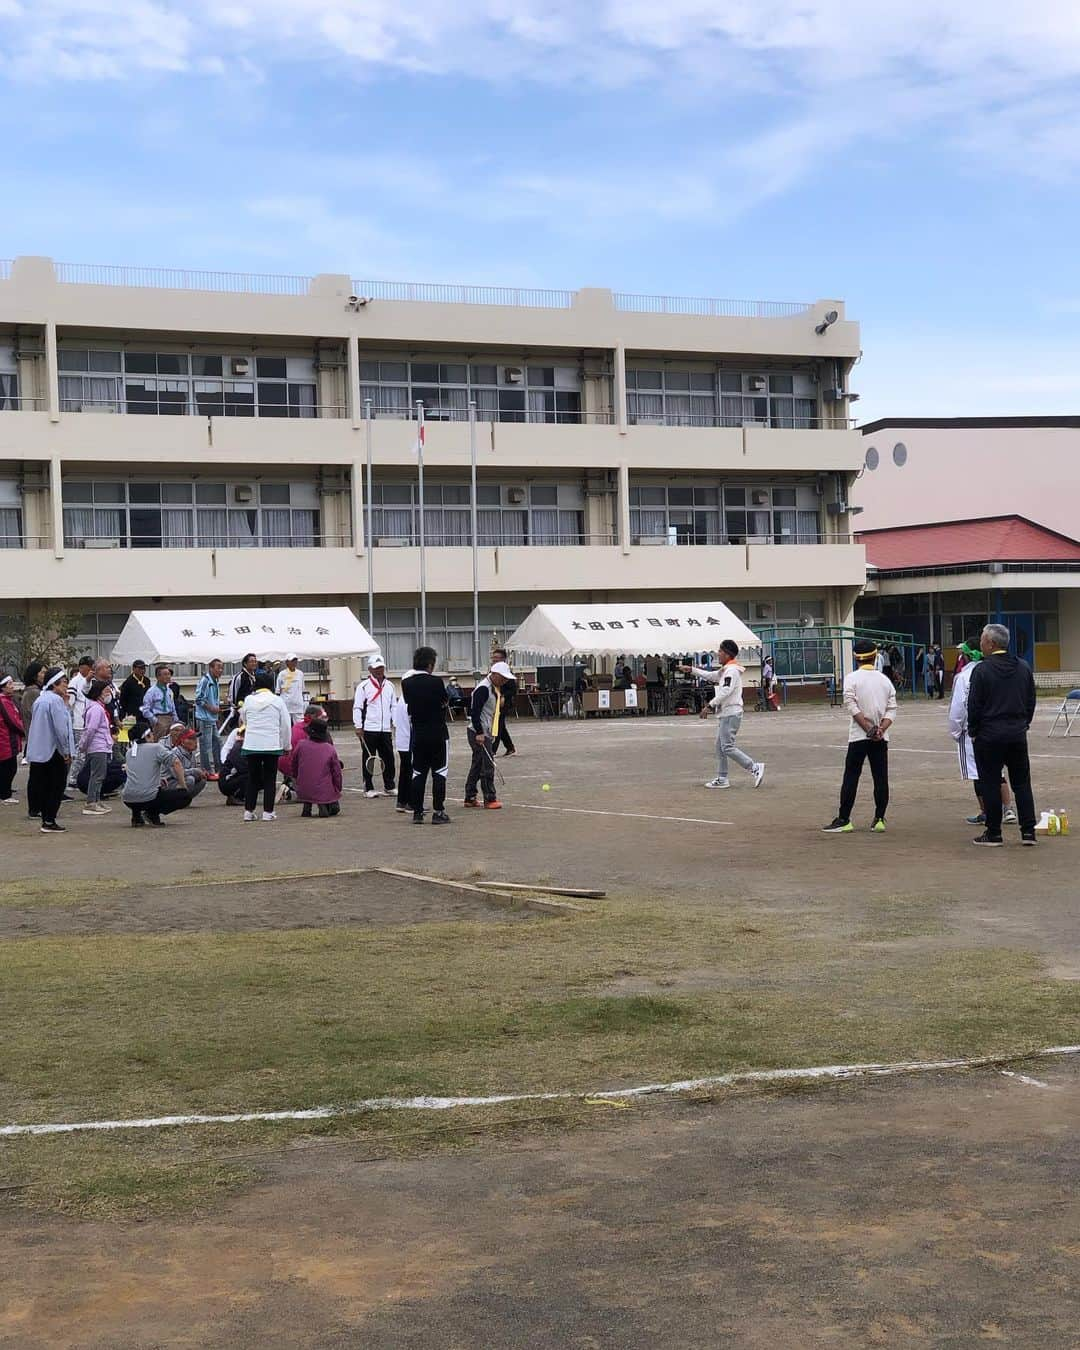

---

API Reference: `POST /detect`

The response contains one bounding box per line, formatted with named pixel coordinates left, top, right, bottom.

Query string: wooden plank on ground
left=473, top=881, right=605, bottom=899
left=374, top=867, right=586, bottom=916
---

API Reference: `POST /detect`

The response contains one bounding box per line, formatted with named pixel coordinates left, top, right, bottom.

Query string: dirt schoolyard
left=2, top=700, right=1079, bottom=1347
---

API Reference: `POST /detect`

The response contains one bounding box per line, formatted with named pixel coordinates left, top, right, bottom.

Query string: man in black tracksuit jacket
left=967, top=623, right=1037, bottom=845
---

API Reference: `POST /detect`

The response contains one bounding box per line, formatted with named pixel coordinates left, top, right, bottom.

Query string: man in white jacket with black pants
left=683, top=640, right=766, bottom=789
left=353, top=653, right=397, bottom=798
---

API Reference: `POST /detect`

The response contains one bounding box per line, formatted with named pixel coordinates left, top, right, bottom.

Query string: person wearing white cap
left=25, top=666, right=76, bottom=832
left=463, top=660, right=512, bottom=809
left=353, top=653, right=397, bottom=797
left=275, top=653, right=308, bottom=724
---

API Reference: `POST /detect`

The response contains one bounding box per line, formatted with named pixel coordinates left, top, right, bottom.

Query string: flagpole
left=365, top=399, right=374, bottom=639
left=416, top=401, right=427, bottom=645
left=469, top=400, right=479, bottom=673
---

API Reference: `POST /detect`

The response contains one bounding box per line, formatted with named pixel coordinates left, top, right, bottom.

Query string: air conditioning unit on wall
left=502, top=366, right=524, bottom=384
left=233, top=485, right=255, bottom=503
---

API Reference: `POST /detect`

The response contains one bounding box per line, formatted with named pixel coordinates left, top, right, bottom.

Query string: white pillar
left=45, top=320, right=60, bottom=423
left=614, top=343, right=627, bottom=434
left=352, top=459, right=364, bottom=557
left=617, top=460, right=630, bottom=556
left=49, top=456, right=64, bottom=558
left=346, top=335, right=362, bottom=429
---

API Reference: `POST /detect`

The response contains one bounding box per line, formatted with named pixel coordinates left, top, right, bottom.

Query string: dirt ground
left=0, top=870, right=539, bottom=936
left=2, top=701, right=1079, bottom=1347
left=3, top=1059, right=1079, bottom=1348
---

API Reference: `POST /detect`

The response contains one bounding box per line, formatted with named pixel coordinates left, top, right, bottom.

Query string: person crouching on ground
left=239, top=672, right=292, bottom=822
left=26, top=667, right=75, bottom=833
left=218, top=725, right=249, bottom=805
left=78, top=679, right=115, bottom=816
left=292, top=717, right=343, bottom=818
left=463, top=661, right=512, bottom=810
left=122, top=728, right=191, bottom=826
left=823, top=639, right=896, bottom=834
left=278, top=702, right=330, bottom=800
left=682, top=641, right=766, bottom=789
left=165, top=723, right=209, bottom=799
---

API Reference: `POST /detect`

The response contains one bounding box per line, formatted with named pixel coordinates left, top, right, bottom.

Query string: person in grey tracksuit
left=684, top=639, right=766, bottom=789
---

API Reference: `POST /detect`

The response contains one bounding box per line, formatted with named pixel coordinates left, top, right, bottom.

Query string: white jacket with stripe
left=353, top=676, right=397, bottom=734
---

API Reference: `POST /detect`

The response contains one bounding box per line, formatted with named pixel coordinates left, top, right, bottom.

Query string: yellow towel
left=491, top=687, right=503, bottom=737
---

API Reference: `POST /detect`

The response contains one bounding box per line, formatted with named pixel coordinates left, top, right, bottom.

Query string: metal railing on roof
left=54, top=263, right=313, bottom=295
left=615, top=293, right=812, bottom=318
left=351, top=279, right=574, bottom=308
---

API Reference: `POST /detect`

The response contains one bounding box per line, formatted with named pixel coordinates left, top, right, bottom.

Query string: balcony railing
left=62, top=532, right=354, bottom=550
left=628, top=413, right=856, bottom=429
left=352, top=279, right=574, bottom=308
left=631, top=532, right=856, bottom=546
left=0, top=257, right=813, bottom=316
left=374, top=532, right=617, bottom=548
left=0, top=395, right=44, bottom=410
left=54, top=263, right=313, bottom=294
left=615, top=293, right=812, bottom=318
left=57, top=398, right=347, bottom=419
left=361, top=401, right=613, bottom=426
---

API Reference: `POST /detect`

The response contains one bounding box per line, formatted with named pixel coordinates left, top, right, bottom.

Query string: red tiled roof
left=859, top=516, right=1080, bottom=571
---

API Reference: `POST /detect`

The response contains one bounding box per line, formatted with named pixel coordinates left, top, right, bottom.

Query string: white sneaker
left=82, top=803, right=112, bottom=815
left=243, top=810, right=255, bottom=822
left=364, top=789, right=379, bottom=799
left=752, top=762, right=766, bottom=788
left=1003, top=808, right=1018, bottom=824
left=262, top=811, right=277, bottom=822
left=0, top=796, right=18, bottom=805
left=704, top=777, right=730, bottom=789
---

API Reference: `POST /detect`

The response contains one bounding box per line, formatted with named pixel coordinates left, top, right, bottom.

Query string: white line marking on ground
left=4, top=1047, right=1078, bottom=1138
left=998, top=1069, right=1058, bottom=1090
left=806, top=743, right=1080, bottom=762
left=516, top=805, right=733, bottom=826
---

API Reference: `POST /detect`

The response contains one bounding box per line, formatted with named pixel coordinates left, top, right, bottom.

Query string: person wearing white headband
left=25, top=666, right=75, bottom=832
left=0, top=674, right=26, bottom=805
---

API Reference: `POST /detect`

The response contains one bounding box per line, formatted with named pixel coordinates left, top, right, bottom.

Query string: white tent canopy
left=110, top=607, right=378, bottom=666
left=505, top=602, right=760, bottom=659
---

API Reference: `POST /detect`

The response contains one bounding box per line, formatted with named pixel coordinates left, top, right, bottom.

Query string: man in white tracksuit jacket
left=353, top=653, right=397, bottom=797
left=684, top=640, right=766, bottom=789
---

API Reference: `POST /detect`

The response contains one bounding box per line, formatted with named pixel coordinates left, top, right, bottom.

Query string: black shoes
left=432, top=810, right=450, bottom=824
left=972, top=831, right=1004, bottom=847
left=40, top=821, right=65, bottom=833
left=301, top=804, right=312, bottom=818
left=412, top=811, right=425, bottom=825
left=1021, top=831, right=1037, bottom=846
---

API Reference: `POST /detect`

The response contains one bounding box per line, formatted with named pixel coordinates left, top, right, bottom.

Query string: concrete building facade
left=0, top=255, right=865, bottom=686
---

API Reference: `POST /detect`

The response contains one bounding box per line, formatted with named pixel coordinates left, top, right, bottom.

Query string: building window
left=627, top=367, right=817, bottom=428
left=630, top=481, right=820, bottom=544
left=369, top=482, right=587, bottom=546
left=57, top=349, right=317, bottom=417
left=371, top=603, right=531, bottom=673
left=359, top=358, right=582, bottom=424
left=0, top=347, right=19, bottom=409
left=61, top=480, right=322, bottom=548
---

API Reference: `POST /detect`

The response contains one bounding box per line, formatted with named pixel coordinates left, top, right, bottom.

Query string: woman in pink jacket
left=292, top=717, right=342, bottom=818
left=78, top=680, right=115, bottom=815
left=0, top=674, right=26, bottom=804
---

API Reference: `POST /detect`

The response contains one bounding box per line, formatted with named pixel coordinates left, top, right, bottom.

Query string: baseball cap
left=368, top=653, right=385, bottom=668
left=285, top=652, right=298, bottom=661
left=491, top=661, right=513, bottom=679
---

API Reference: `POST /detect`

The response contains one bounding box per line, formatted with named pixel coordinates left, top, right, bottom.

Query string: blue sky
left=3, top=2, right=1080, bottom=420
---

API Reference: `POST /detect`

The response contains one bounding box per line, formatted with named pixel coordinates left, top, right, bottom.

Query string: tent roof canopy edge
left=110, top=607, right=378, bottom=666
left=506, top=602, right=761, bottom=659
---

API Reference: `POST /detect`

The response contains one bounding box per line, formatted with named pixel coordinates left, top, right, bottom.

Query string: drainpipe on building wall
left=614, top=343, right=627, bottom=435
left=617, top=461, right=630, bottom=556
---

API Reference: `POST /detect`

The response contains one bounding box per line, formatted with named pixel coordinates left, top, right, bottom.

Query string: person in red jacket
left=292, top=717, right=342, bottom=818
left=0, top=674, right=26, bottom=803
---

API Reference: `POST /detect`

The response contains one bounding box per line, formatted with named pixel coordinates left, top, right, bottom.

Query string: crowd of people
left=0, top=644, right=521, bottom=832
left=0, top=624, right=1043, bottom=847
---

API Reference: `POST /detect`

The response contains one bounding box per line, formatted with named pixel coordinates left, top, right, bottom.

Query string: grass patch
left=3, top=900, right=1079, bottom=1217
left=854, top=893, right=957, bottom=941
left=0, top=877, right=126, bottom=910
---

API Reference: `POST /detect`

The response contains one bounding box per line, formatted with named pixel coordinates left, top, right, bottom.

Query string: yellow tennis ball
left=541, top=783, right=551, bottom=791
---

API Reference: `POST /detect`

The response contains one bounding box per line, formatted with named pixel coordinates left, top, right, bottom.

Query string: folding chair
left=1048, top=689, right=1080, bottom=737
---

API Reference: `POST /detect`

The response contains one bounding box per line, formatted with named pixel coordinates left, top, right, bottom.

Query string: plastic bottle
left=1059, top=808, right=1069, bottom=836
left=1047, top=811, right=1060, bottom=837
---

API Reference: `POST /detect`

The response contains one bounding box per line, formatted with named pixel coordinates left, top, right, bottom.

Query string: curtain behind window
left=474, top=389, right=498, bottom=420
left=229, top=510, right=257, bottom=546
left=161, top=509, right=193, bottom=547
left=373, top=507, right=413, bottom=542
left=633, top=509, right=667, bottom=539
left=0, top=507, right=21, bottom=545
left=530, top=508, right=559, bottom=544
left=197, top=509, right=229, bottom=547
left=0, top=375, right=16, bottom=410
left=261, top=509, right=291, bottom=547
